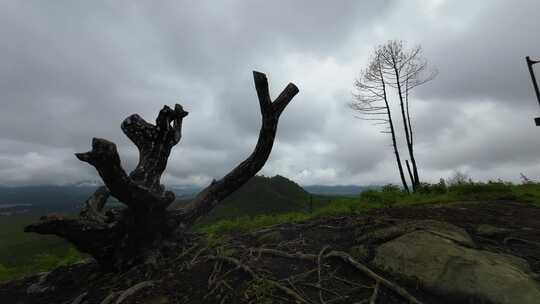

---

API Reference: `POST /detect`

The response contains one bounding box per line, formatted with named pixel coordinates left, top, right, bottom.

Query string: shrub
left=381, top=184, right=401, bottom=192
left=448, top=181, right=515, bottom=201
left=447, top=170, right=471, bottom=186
left=520, top=173, right=538, bottom=185
left=417, top=179, right=447, bottom=194
left=359, top=184, right=405, bottom=208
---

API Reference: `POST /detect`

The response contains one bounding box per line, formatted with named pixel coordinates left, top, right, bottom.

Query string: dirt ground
left=2, top=200, right=539, bottom=304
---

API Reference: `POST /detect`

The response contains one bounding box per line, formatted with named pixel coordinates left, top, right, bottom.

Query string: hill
left=0, top=184, right=201, bottom=269
left=195, top=175, right=311, bottom=223
left=2, top=182, right=540, bottom=303
left=3, top=197, right=540, bottom=303
left=0, top=176, right=312, bottom=270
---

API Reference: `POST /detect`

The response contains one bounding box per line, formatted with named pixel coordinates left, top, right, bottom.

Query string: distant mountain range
left=303, top=185, right=378, bottom=196
left=0, top=178, right=375, bottom=217
left=0, top=184, right=204, bottom=215
left=169, top=182, right=374, bottom=198
left=0, top=185, right=98, bottom=214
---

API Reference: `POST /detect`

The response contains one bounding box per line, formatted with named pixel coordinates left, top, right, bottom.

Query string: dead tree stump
left=25, top=71, right=299, bottom=271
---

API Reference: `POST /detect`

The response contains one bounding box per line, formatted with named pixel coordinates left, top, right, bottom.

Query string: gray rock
left=357, top=220, right=475, bottom=248
left=372, top=227, right=540, bottom=304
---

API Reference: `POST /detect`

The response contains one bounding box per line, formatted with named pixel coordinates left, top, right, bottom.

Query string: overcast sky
left=1, top=0, right=540, bottom=187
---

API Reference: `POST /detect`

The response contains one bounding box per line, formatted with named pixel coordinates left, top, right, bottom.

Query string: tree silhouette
left=26, top=71, right=299, bottom=270
left=350, top=52, right=410, bottom=192
left=351, top=40, right=437, bottom=191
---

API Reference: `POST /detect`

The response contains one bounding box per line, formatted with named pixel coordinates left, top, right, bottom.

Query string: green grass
left=4, top=180, right=540, bottom=283
left=199, top=181, right=540, bottom=237
left=0, top=215, right=79, bottom=266
left=0, top=214, right=87, bottom=282
left=509, top=183, right=540, bottom=206
left=0, top=247, right=86, bottom=282
left=196, top=175, right=323, bottom=224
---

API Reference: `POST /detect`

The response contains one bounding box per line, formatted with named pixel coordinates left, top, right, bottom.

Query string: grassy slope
left=195, top=175, right=337, bottom=224
left=0, top=215, right=68, bottom=266
left=200, top=181, right=540, bottom=236
left=0, top=214, right=86, bottom=282
left=3, top=181, right=540, bottom=282
left=207, top=175, right=309, bottom=219
left=0, top=175, right=315, bottom=281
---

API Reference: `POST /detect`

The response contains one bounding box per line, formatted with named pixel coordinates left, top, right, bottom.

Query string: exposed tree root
left=326, top=251, right=424, bottom=304
left=202, top=246, right=424, bottom=304
left=208, top=255, right=313, bottom=304
left=252, top=248, right=317, bottom=262
left=369, top=281, right=380, bottom=304
left=317, top=246, right=330, bottom=304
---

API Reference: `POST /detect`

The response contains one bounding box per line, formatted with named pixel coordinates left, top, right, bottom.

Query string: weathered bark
left=179, top=71, right=299, bottom=224
left=380, top=65, right=409, bottom=193
left=74, top=103, right=188, bottom=211
left=350, top=51, right=410, bottom=193
left=25, top=71, right=298, bottom=271
left=25, top=213, right=123, bottom=269
left=405, top=160, right=415, bottom=189
left=391, top=61, right=419, bottom=191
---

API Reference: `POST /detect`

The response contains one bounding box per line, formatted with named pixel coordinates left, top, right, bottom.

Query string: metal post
left=526, top=56, right=540, bottom=125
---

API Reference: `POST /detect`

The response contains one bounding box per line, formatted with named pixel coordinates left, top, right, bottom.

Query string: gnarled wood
left=75, top=138, right=171, bottom=210
left=79, top=186, right=110, bottom=222
left=123, top=104, right=187, bottom=193
left=25, top=214, right=123, bottom=269
left=26, top=71, right=299, bottom=271
left=180, top=71, right=298, bottom=224
left=73, top=104, right=188, bottom=210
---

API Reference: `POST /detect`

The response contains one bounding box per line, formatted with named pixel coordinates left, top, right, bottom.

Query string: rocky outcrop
left=371, top=221, right=540, bottom=304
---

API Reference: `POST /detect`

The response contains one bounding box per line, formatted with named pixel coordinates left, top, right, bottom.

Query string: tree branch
left=76, top=138, right=174, bottom=210
left=79, top=186, right=110, bottom=222
left=24, top=214, right=123, bottom=268
left=179, top=71, right=299, bottom=223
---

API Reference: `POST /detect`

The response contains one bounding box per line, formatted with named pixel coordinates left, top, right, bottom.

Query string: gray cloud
left=1, top=0, right=540, bottom=187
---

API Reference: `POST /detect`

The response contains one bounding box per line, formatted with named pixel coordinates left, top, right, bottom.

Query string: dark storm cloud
left=1, top=0, right=540, bottom=186
left=383, top=0, right=540, bottom=104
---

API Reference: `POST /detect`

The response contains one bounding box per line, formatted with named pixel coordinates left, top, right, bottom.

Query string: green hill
left=198, top=175, right=311, bottom=223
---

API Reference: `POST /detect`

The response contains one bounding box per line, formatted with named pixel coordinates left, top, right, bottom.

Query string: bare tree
left=378, top=40, right=437, bottom=191
left=350, top=53, right=410, bottom=193
left=25, top=71, right=299, bottom=270
left=351, top=41, right=436, bottom=192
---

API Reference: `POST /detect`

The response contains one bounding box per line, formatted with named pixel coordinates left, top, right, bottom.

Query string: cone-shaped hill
left=196, top=175, right=310, bottom=222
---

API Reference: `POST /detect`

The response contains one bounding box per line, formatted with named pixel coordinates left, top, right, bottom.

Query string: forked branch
left=180, top=71, right=299, bottom=223
left=26, top=71, right=298, bottom=270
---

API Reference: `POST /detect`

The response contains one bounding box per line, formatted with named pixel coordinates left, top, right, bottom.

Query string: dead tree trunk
left=25, top=71, right=299, bottom=271
left=405, top=160, right=415, bottom=189
left=380, top=69, right=409, bottom=193
left=391, top=62, right=419, bottom=191
left=350, top=53, right=410, bottom=193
